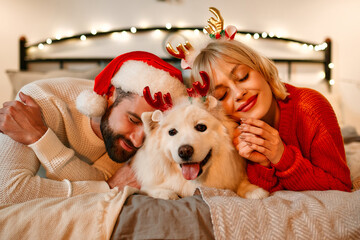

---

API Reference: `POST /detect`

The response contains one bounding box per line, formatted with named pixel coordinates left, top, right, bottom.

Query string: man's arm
left=0, top=91, right=115, bottom=181
left=0, top=134, right=110, bottom=205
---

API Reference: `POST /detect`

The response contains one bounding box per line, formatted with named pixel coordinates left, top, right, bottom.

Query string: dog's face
left=142, top=97, right=229, bottom=181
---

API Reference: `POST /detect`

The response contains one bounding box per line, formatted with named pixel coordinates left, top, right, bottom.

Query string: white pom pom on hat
left=76, top=51, right=186, bottom=117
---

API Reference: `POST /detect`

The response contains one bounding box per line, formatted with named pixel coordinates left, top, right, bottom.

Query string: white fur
left=111, top=60, right=187, bottom=101
left=76, top=89, right=107, bottom=117
left=131, top=97, right=269, bottom=200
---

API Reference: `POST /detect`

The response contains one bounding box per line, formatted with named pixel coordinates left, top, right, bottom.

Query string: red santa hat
left=76, top=51, right=187, bottom=117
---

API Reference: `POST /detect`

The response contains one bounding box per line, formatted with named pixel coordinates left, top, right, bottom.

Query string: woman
left=191, top=39, right=352, bottom=193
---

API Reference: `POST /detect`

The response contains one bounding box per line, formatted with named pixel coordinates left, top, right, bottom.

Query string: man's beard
left=100, top=119, right=137, bottom=163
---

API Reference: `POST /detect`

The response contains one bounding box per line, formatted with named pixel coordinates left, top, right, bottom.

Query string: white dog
left=131, top=96, right=269, bottom=200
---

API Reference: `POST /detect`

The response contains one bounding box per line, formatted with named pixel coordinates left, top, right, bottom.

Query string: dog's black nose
left=178, top=145, right=194, bottom=160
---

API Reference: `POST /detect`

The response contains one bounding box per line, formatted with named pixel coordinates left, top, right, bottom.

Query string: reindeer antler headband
left=166, top=7, right=237, bottom=70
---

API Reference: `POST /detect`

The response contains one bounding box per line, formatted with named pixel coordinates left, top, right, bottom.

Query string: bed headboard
left=18, top=26, right=333, bottom=89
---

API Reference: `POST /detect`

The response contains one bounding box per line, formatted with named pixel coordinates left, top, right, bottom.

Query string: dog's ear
left=205, top=96, right=218, bottom=110
left=151, top=110, right=163, bottom=123
left=141, top=110, right=161, bottom=133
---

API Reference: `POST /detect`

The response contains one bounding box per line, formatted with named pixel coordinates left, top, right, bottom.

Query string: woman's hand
left=233, top=118, right=284, bottom=166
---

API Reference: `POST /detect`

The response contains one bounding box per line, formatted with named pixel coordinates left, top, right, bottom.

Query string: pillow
left=6, top=67, right=103, bottom=99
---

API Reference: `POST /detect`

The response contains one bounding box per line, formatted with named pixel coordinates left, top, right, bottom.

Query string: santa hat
left=76, top=51, right=187, bottom=117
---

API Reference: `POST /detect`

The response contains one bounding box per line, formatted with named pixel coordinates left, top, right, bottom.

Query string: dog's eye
left=169, top=128, right=178, bottom=136
left=195, top=124, right=207, bottom=132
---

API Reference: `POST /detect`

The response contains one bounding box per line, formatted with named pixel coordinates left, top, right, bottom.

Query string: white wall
left=1, top=0, right=360, bottom=131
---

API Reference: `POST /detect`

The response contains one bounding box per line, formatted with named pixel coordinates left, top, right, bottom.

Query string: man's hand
left=107, top=162, right=141, bottom=190
left=0, top=92, right=48, bottom=145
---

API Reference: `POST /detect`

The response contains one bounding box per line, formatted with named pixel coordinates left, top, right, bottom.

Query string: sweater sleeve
left=28, top=128, right=119, bottom=181
left=0, top=134, right=110, bottom=205
left=274, top=127, right=352, bottom=192
left=17, top=79, right=119, bottom=183
left=272, top=89, right=352, bottom=192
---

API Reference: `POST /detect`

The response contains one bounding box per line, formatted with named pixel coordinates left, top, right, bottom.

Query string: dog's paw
left=245, top=187, right=269, bottom=199
left=145, top=188, right=180, bottom=200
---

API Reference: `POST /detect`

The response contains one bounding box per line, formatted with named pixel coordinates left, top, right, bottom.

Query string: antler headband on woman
left=166, top=7, right=237, bottom=70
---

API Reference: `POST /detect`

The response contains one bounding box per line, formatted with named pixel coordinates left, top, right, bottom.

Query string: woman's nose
left=129, top=126, right=145, bottom=148
left=233, top=86, right=248, bottom=101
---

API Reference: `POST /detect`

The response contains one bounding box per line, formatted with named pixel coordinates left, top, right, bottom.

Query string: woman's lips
left=237, top=95, right=258, bottom=112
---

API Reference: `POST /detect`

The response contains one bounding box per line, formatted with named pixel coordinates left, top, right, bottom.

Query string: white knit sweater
left=0, top=78, right=122, bottom=205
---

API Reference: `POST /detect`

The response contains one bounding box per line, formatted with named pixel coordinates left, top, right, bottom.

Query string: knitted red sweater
left=247, top=84, right=352, bottom=193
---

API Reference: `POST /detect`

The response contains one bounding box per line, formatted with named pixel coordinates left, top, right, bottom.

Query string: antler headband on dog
left=143, top=70, right=210, bottom=112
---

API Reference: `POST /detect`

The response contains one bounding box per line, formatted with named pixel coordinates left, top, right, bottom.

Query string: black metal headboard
left=19, top=26, right=332, bottom=87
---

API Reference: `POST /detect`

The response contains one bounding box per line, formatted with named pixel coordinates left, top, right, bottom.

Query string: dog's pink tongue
left=182, top=163, right=200, bottom=180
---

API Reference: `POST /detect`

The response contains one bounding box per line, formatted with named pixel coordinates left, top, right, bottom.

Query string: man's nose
left=129, top=126, right=145, bottom=148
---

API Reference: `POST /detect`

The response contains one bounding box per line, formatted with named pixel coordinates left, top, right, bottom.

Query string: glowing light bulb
left=166, top=23, right=172, bottom=29
left=328, top=63, right=334, bottom=69
left=38, top=43, right=44, bottom=49
left=261, top=32, right=268, bottom=38
left=91, top=29, right=97, bottom=35
left=253, top=33, right=260, bottom=39
left=55, top=34, right=62, bottom=40
left=130, top=27, right=137, bottom=33
left=245, top=33, right=252, bottom=39
left=269, top=32, right=275, bottom=37
left=80, top=35, right=86, bottom=41
left=46, top=38, right=52, bottom=44
left=329, top=79, right=335, bottom=85
left=194, top=29, right=200, bottom=35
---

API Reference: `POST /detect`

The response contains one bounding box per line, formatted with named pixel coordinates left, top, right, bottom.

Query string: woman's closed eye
left=215, top=89, right=228, bottom=101
left=218, top=91, right=228, bottom=101
left=237, top=73, right=249, bottom=82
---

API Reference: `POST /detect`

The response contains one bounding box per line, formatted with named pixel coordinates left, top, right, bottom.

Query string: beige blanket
left=1, top=186, right=359, bottom=240
left=199, top=187, right=360, bottom=240
left=0, top=186, right=138, bottom=240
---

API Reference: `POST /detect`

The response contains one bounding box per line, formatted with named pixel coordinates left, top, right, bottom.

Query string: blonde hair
left=191, top=39, right=289, bottom=100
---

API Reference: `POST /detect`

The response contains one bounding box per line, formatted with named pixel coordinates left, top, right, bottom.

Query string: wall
left=1, top=0, right=360, bottom=131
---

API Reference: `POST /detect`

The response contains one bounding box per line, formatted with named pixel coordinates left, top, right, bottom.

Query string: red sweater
left=247, top=84, right=352, bottom=193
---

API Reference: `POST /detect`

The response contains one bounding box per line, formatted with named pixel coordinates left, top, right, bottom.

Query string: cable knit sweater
left=247, top=84, right=352, bottom=193
left=0, top=78, right=122, bottom=205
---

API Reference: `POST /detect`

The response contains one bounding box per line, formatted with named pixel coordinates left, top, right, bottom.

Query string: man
left=0, top=51, right=187, bottom=205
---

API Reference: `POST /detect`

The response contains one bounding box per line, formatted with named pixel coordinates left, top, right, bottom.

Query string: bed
left=2, top=24, right=360, bottom=240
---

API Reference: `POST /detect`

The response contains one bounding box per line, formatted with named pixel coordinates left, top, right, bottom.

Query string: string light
left=329, top=79, right=335, bottom=85
left=130, top=27, right=137, bottom=33
left=319, top=71, right=326, bottom=79
left=328, top=63, right=334, bottom=69
left=33, top=27, right=330, bottom=56
left=165, top=23, right=172, bottom=29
